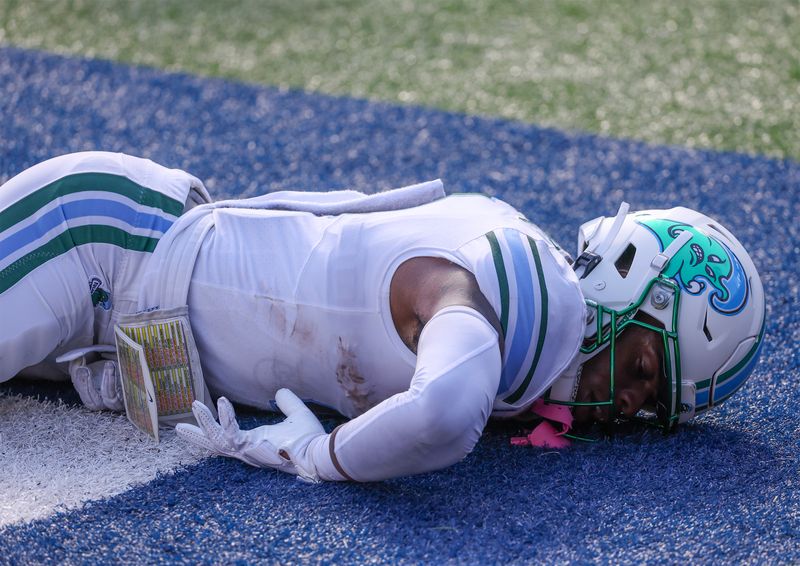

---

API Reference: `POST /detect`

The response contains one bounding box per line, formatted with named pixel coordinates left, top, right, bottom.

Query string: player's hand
left=69, top=358, right=125, bottom=412
left=175, top=389, right=326, bottom=482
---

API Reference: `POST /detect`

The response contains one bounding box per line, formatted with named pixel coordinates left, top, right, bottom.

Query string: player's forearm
left=307, top=382, right=491, bottom=481
left=305, top=306, right=502, bottom=481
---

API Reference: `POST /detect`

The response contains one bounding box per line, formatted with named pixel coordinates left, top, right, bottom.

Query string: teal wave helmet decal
left=637, top=218, right=749, bottom=315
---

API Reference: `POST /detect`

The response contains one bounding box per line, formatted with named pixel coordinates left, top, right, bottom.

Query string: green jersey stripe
left=503, top=236, right=549, bottom=405
left=485, top=231, right=509, bottom=337
left=0, top=172, right=184, bottom=234
left=0, top=225, right=159, bottom=294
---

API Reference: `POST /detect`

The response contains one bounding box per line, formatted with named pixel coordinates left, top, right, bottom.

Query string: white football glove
left=175, top=389, right=326, bottom=482
left=68, top=357, right=125, bottom=412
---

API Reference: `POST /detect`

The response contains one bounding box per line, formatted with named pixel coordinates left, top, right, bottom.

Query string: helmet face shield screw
left=650, top=285, right=672, bottom=309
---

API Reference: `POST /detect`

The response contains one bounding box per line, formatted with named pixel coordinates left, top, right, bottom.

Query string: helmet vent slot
left=702, top=310, right=713, bottom=342
left=614, top=243, right=637, bottom=278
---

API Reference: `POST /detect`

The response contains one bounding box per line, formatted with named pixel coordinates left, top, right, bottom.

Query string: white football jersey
left=178, top=193, right=585, bottom=418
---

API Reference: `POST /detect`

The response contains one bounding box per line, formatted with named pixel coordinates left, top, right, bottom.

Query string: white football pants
left=0, top=152, right=208, bottom=382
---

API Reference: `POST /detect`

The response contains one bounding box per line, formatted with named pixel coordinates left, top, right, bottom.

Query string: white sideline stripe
left=0, top=394, right=207, bottom=527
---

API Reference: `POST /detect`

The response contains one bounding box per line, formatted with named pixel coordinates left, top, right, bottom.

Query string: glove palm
left=69, top=358, right=125, bottom=412
left=176, top=389, right=326, bottom=482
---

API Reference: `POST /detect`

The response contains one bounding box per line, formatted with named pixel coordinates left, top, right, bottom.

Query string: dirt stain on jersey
left=290, top=317, right=313, bottom=345
left=260, top=298, right=289, bottom=337
left=336, top=337, right=374, bottom=415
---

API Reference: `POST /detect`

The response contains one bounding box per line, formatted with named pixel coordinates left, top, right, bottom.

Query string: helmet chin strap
left=588, top=202, right=630, bottom=257
left=574, top=202, right=630, bottom=280
left=547, top=351, right=587, bottom=404
left=650, top=229, right=693, bottom=273
left=552, top=202, right=630, bottom=407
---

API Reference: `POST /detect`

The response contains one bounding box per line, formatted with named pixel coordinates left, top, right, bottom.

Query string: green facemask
left=545, top=277, right=683, bottom=439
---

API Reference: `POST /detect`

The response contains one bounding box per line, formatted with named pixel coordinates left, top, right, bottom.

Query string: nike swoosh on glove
left=69, top=357, right=125, bottom=412
left=175, top=389, right=326, bottom=483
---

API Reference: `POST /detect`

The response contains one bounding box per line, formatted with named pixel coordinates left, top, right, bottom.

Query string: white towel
left=207, top=178, right=445, bottom=215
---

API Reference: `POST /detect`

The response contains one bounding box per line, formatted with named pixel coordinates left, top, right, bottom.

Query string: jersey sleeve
left=304, top=306, right=501, bottom=481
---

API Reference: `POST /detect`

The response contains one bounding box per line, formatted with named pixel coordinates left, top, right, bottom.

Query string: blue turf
left=1, top=47, right=798, bottom=564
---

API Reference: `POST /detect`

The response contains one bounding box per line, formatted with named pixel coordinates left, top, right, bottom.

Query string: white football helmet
left=551, top=203, right=766, bottom=431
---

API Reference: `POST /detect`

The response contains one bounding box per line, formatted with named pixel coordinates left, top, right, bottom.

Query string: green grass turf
left=2, top=0, right=798, bottom=159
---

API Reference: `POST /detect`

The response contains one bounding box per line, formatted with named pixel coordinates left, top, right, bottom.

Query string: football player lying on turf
left=0, top=152, right=766, bottom=482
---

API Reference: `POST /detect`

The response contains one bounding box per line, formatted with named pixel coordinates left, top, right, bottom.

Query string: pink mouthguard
left=510, top=399, right=573, bottom=449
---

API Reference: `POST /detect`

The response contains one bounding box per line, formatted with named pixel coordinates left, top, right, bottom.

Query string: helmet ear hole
left=614, top=243, right=637, bottom=278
